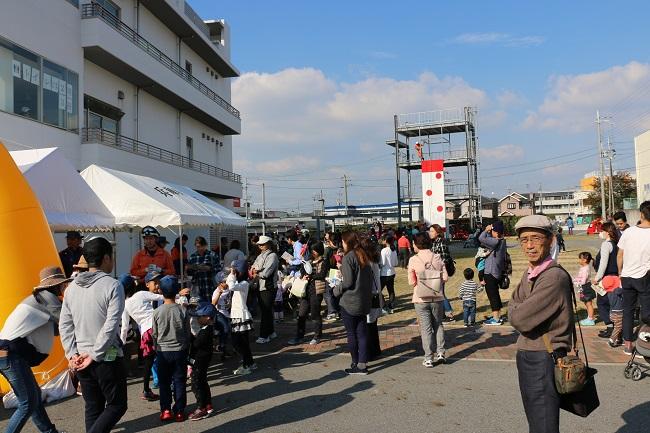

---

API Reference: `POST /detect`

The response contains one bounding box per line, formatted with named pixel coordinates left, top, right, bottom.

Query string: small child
left=574, top=252, right=596, bottom=326
left=188, top=303, right=216, bottom=421
left=220, top=259, right=256, bottom=375
left=458, top=268, right=481, bottom=326
left=474, top=247, right=490, bottom=286
left=608, top=287, right=624, bottom=347
left=556, top=227, right=566, bottom=252
left=274, top=269, right=287, bottom=323
left=212, top=277, right=232, bottom=355
left=152, top=276, right=191, bottom=422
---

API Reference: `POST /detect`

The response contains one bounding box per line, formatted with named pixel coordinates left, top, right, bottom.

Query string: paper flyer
left=43, top=73, right=51, bottom=91
left=281, top=251, right=294, bottom=263
left=31, top=68, right=39, bottom=85
left=66, top=88, right=73, bottom=114
left=12, top=60, right=21, bottom=78
left=50, top=76, right=59, bottom=93
left=22, top=64, right=31, bottom=82
left=58, top=79, right=65, bottom=95
left=58, top=93, right=66, bottom=110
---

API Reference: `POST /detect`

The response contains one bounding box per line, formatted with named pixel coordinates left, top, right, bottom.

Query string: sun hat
left=142, top=226, right=160, bottom=237
left=144, top=271, right=162, bottom=284
left=256, top=235, right=272, bottom=245
left=34, top=266, right=72, bottom=291
left=72, top=256, right=88, bottom=270
left=514, top=214, right=554, bottom=235
left=188, top=296, right=201, bottom=306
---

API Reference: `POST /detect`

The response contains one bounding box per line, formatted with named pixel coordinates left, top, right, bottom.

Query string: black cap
left=66, top=231, right=83, bottom=239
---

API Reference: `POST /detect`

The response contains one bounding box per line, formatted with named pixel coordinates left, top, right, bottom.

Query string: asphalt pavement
left=1, top=350, right=648, bottom=433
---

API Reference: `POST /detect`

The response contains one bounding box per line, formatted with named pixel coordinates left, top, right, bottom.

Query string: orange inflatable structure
left=0, top=142, right=67, bottom=394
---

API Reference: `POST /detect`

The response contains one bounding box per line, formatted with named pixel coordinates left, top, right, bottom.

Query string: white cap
left=256, top=235, right=272, bottom=245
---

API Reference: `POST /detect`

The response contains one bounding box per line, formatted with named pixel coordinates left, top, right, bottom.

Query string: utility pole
left=262, top=182, right=266, bottom=235
left=243, top=178, right=249, bottom=221
left=538, top=183, right=543, bottom=214
left=596, top=110, right=607, bottom=219
left=343, top=174, right=349, bottom=217
left=606, top=135, right=615, bottom=215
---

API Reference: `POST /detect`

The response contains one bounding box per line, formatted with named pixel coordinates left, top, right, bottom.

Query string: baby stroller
left=623, top=325, right=650, bottom=381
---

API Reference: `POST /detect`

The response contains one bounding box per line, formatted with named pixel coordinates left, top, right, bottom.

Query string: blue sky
left=191, top=0, right=649, bottom=211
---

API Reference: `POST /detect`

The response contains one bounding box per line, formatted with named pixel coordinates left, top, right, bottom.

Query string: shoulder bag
left=413, top=255, right=443, bottom=299
left=290, top=278, right=308, bottom=298
left=540, top=267, right=599, bottom=417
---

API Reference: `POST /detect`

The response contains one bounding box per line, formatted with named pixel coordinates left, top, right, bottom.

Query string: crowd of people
left=1, top=201, right=650, bottom=433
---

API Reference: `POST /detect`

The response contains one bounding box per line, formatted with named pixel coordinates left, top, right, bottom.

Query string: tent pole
left=112, top=228, right=117, bottom=278
left=179, top=225, right=183, bottom=283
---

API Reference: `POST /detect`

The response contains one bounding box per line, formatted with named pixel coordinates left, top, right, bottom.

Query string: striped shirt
left=458, top=280, right=480, bottom=302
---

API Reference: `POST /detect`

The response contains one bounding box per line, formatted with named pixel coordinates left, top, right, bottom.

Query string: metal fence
left=398, top=149, right=469, bottom=166
left=397, top=108, right=465, bottom=129
left=82, top=128, right=242, bottom=184
left=81, top=3, right=240, bottom=119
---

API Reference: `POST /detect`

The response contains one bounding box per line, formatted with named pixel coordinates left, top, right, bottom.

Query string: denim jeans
left=516, top=350, right=560, bottom=433
left=324, top=285, right=340, bottom=315
left=157, top=350, right=188, bottom=414
left=0, top=353, right=58, bottom=433
left=463, top=300, right=477, bottom=324
left=214, top=312, right=231, bottom=349
left=340, top=308, right=369, bottom=365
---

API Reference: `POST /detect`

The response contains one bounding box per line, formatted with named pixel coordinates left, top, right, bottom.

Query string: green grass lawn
left=380, top=235, right=600, bottom=325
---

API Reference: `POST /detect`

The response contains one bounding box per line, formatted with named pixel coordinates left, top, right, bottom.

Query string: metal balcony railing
left=81, top=3, right=240, bottom=120
left=82, top=128, right=242, bottom=184
left=184, top=1, right=210, bottom=38
left=397, top=108, right=465, bottom=129
left=398, top=149, right=470, bottom=166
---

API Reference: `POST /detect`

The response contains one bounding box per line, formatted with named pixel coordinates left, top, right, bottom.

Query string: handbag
left=290, top=278, right=308, bottom=298
left=413, top=255, right=442, bottom=299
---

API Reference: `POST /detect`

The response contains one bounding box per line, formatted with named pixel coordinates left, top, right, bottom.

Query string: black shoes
left=598, top=327, right=613, bottom=339
left=344, top=365, right=369, bottom=375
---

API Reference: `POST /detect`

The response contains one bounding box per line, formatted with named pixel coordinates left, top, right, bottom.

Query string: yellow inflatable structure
left=0, top=142, right=67, bottom=394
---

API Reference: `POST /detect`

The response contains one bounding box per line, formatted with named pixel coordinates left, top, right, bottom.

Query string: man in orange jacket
left=130, top=226, right=175, bottom=283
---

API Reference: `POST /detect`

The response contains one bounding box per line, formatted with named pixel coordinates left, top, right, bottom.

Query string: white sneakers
left=255, top=332, right=278, bottom=344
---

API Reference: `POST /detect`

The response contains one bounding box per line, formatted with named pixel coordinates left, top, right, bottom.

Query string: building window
left=186, top=137, right=193, bottom=159
left=84, top=95, right=123, bottom=139
left=185, top=60, right=192, bottom=75
left=0, top=35, right=78, bottom=132
left=507, top=203, right=517, bottom=210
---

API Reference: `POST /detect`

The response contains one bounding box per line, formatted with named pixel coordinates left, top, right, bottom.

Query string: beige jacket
left=407, top=250, right=448, bottom=303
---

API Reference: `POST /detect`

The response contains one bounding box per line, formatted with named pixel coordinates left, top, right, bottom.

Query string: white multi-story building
left=0, top=0, right=242, bottom=271
left=635, top=130, right=650, bottom=202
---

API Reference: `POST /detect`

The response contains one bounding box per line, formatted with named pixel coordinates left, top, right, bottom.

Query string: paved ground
left=1, top=349, right=648, bottom=433
left=4, top=233, right=640, bottom=432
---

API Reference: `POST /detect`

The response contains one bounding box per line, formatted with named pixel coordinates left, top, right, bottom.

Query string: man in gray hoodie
left=59, top=237, right=127, bottom=433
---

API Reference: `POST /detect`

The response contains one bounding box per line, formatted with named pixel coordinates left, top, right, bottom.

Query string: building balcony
left=398, top=149, right=471, bottom=170
left=80, top=128, right=241, bottom=198
left=139, top=0, right=238, bottom=77
left=81, top=3, right=240, bottom=135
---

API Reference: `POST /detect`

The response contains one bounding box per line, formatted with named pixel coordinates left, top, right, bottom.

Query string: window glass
left=66, top=71, right=79, bottom=131
left=0, top=43, right=12, bottom=113
left=88, top=112, right=102, bottom=129
left=42, top=59, right=66, bottom=128
left=11, top=44, right=39, bottom=121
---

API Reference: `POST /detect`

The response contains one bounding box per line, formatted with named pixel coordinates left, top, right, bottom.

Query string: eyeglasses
left=518, top=235, right=547, bottom=245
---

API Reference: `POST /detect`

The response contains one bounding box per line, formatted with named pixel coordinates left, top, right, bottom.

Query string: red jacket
left=130, top=247, right=175, bottom=281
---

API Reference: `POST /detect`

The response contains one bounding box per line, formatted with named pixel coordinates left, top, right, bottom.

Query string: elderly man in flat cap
left=509, top=215, right=574, bottom=433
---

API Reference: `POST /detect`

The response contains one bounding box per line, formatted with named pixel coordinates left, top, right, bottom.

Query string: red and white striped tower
left=421, top=159, right=446, bottom=228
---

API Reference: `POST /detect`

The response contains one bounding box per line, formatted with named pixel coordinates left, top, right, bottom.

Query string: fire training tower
left=387, top=107, right=481, bottom=229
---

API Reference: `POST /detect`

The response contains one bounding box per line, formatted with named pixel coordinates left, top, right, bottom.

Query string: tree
left=584, top=172, right=637, bottom=217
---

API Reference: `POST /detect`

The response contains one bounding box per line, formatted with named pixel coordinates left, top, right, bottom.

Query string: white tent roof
left=80, top=164, right=245, bottom=228
left=10, top=148, right=115, bottom=231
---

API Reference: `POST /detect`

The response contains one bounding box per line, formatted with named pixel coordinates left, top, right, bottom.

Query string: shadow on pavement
left=616, top=401, right=650, bottom=433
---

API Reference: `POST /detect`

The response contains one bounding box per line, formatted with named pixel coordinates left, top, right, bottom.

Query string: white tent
left=10, top=148, right=114, bottom=231
left=79, top=164, right=245, bottom=229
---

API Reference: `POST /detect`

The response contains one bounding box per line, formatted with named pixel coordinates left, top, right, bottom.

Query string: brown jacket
left=509, top=264, right=574, bottom=352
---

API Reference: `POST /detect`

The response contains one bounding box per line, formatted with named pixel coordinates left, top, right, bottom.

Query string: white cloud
left=523, top=61, right=650, bottom=133
left=480, top=144, right=524, bottom=160
left=451, top=33, right=545, bottom=48
left=232, top=68, right=488, bottom=207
